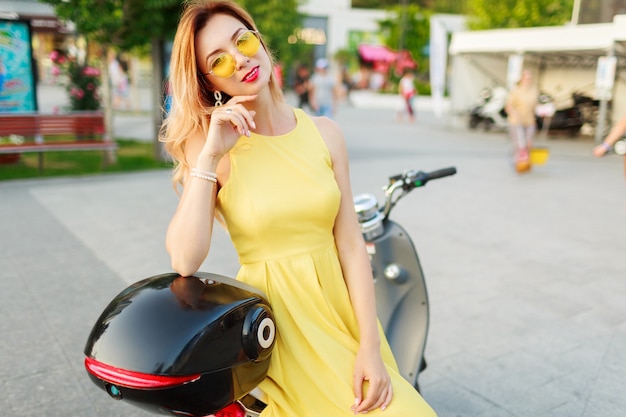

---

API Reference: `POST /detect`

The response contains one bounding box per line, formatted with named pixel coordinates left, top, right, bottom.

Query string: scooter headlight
left=383, top=263, right=405, bottom=282
left=353, top=193, right=385, bottom=240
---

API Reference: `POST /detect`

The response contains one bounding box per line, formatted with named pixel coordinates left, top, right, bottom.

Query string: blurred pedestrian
left=163, top=79, right=173, bottom=116
left=341, top=65, right=354, bottom=105
left=293, top=63, right=311, bottom=111
left=273, top=61, right=284, bottom=89
left=505, top=70, right=538, bottom=172
left=116, top=57, right=132, bottom=110
left=397, top=69, right=416, bottom=123
left=109, top=53, right=131, bottom=110
left=593, top=111, right=626, bottom=182
left=309, top=58, right=338, bottom=118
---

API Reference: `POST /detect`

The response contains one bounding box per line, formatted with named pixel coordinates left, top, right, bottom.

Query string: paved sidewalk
left=1, top=98, right=625, bottom=416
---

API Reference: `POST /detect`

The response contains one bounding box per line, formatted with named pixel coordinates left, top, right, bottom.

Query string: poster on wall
left=595, top=56, right=616, bottom=101
left=0, top=19, right=37, bottom=112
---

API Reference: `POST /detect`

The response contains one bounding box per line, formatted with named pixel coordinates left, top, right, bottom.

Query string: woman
left=398, top=69, right=416, bottom=123
left=505, top=70, right=538, bottom=171
left=593, top=111, right=626, bottom=182
left=160, top=1, right=436, bottom=416
left=309, top=58, right=337, bottom=118
left=293, top=63, right=311, bottom=111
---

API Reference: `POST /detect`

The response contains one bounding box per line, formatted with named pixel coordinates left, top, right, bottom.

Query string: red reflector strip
left=215, top=402, right=246, bottom=417
left=85, top=357, right=201, bottom=389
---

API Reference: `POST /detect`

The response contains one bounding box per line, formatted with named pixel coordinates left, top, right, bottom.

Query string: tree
left=377, top=4, right=430, bottom=82
left=466, top=0, right=574, bottom=29
left=40, top=0, right=181, bottom=161
left=40, top=0, right=304, bottom=159
left=42, top=0, right=305, bottom=76
left=352, top=0, right=467, bottom=14
left=238, top=0, right=307, bottom=71
left=40, top=0, right=180, bottom=50
left=426, top=0, right=468, bottom=14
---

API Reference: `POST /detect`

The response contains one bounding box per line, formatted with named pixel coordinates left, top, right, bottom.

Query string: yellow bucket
left=530, top=147, right=550, bottom=165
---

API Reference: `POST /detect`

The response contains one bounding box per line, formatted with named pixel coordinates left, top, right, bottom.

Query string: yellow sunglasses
left=204, top=30, right=261, bottom=78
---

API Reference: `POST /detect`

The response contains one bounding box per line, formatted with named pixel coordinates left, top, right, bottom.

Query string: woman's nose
left=233, top=49, right=250, bottom=70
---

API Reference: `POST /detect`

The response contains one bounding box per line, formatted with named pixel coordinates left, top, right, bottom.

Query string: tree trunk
left=101, top=45, right=117, bottom=164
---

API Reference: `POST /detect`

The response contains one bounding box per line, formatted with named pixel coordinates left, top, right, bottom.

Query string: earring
left=214, top=90, right=223, bottom=107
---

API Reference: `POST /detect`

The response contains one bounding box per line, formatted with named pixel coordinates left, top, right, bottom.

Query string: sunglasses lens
left=211, top=53, right=235, bottom=78
left=207, top=31, right=260, bottom=78
left=237, top=31, right=260, bottom=57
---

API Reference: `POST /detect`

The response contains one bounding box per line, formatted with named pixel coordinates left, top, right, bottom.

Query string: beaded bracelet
left=190, top=168, right=217, bottom=183
left=601, top=142, right=612, bottom=152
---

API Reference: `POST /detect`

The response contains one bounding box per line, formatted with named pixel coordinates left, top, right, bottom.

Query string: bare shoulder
left=310, top=115, right=347, bottom=161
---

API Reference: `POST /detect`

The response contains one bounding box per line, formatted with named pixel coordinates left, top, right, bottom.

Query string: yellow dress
left=217, top=108, right=436, bottom=417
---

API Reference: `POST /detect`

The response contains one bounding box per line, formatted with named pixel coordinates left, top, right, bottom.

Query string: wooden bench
left=0, top=112, right=117, bottom=174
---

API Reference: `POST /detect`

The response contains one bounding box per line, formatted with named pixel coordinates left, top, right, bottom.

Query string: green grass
left=0, top=139, right=172, bottom=181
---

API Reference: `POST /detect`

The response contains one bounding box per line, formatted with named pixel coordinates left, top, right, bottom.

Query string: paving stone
left=1, top=102, right=624, bottom=416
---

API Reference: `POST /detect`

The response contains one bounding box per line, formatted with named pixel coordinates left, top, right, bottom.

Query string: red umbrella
left=357, top=44, right=398, bottom=63
left=395, top=49, right=418, bottom=75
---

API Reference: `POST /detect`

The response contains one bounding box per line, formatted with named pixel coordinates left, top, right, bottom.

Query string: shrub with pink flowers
left=50, top=49, right=102, bottom=111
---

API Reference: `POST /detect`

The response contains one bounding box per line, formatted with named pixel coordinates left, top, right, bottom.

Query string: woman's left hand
left=351, top=345, right=393, bottom=413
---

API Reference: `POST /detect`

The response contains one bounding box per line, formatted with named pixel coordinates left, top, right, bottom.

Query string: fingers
left=355, top=386, right=385, bottom=413
left=227, top=95, right=257, bottom=131
left=352, top=377, right=392, bottom=414
left=352, top=373, right=363, bottom=414
left=382, top=384, right=393, bottom=411
left=213, top=103, right=256, bottom=137
left=592, top=146, right=606, bottom=157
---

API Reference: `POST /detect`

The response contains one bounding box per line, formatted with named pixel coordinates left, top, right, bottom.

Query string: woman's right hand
left=592, top=143, right=610, bottom=157
left=203, top=95, right=257, bottom=159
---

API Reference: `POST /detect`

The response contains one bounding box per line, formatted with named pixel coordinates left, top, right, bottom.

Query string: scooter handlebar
left=407, top=167, right=457, bottom=188
left=382, top=166, right=457, bottom=217
left=388, top=167, right=457, bottom=187
left=423, top=167, right=457, bottom=181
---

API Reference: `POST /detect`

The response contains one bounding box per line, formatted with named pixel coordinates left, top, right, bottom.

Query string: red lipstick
left=242, top=66, right=259, bottom=83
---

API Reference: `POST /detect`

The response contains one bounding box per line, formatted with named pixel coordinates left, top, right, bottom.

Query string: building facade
left=300, top=0, right=386, bottom=62
left=0, top=0, right=75, bottom=86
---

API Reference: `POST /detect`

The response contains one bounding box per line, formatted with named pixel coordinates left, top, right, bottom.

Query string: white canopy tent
left=447, top=16, right=626, bottom=134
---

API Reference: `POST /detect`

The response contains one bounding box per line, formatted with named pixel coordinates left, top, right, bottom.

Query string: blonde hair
left=159, top=0, right=283, bottom=189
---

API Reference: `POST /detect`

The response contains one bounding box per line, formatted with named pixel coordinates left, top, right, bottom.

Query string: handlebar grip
left=425, top=167, right=457, bottom=181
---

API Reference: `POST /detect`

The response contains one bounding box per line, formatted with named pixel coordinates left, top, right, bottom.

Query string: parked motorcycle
left=468, top=86, right=508, bottom=131
left=535, top=92, right=600, bottom=137
left=468, top=87, right=491, bottom=129
left=83, top=167, right=457, bottom=417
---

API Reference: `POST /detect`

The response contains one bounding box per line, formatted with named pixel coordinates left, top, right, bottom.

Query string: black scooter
left=536, top=92, right=599, bottom=137
left=83, top=167, right=457, bottom=417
